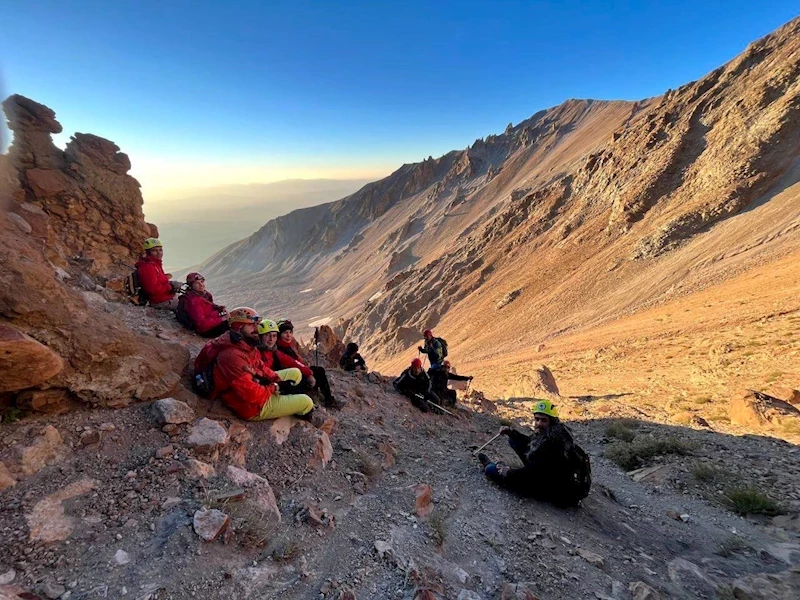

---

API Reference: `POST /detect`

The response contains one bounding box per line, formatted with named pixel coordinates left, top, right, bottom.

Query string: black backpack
left=568, top=444, right=592, bottom=501
left=124, top=270, right=148, bottom=306
left=193, top=365, right=214, bottom=398
left=435, top=337, right=449, bottom=359
left=175, top=294, right=195, bottom=331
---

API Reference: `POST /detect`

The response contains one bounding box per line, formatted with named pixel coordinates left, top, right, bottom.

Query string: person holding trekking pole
left=477, top=399, right=591, bottom=506
left=418, top=329, right=446, bottom=369
left=392, top=358, right=445, bottom=414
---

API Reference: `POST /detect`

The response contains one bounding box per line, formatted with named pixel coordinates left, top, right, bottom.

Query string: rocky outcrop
left=2, top=94, right=157, bottom=279
left=0, top=324, right=64, bottom=392
left=729, top=390, right=800, bottom=429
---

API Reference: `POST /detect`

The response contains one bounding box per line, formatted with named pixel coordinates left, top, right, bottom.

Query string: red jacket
left=135, top=255, right=174, bottom=304
left=182, top=289, right=225, bottom=334
left=197, top=332, right=279, bottom=420
left=259, top=346, right=313, bottom=379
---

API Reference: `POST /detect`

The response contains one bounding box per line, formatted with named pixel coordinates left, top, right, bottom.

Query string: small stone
left=374, top=540, right=393, bottom=558
left=124, top=519, right=138, bottom=528
left=98, top=423, right=116, bottom=431
left=150, top=397, right=195, bottom=426
left=79, top=429, right=101, bottom=447
left=666, top=510, right=681, bottom=521
left=162, top=497, right=182, bottom=509
left=457, top=591, right=482, bottom=600
left=629, top=581, right=661, bottom=600
left=114, top=549, right=130, bottom=565
left=454, top=566, right=470, bottom=584
left=41, top=582, right=67, bottom=599
left=577, top=548, right=605, bottom=569
left=193, top=509, right=230, bottom=542
left=186, top=418, right=228, bottom=453
left=0, top=462, right=16, bottom=491
left=185, top=459, right=216, bottom=479
left=0, top=568, right=16, bottom=584
left=154, top=445, right=174, bottom=459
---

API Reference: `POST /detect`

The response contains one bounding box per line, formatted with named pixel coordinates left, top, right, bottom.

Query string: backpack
left=435, top=337, right=448, bottom=359
left=568, top=444, right=592, bottom=502
left=124, top=270, right=148, bottom=306
left=175, top=294, right=195, bottom=331
left=193, top=338, right=222, bottom=398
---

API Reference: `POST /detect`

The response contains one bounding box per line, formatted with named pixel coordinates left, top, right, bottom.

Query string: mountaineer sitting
left=135, top=238, right=182, bottom=310
left=194, top=307, right=318, bottom=423
left=339, top=342, right=367, bottom=372
left=177, top=272, right=229, bottom=337
left=428, top=359, right=472, bottom=407
left=392, top=358, right=442, bottom=413
left=275, top=319, right=344, bottom=409
left=418, top=328, right=446, bottom=369
left=477, top=399, right=591, bottom=507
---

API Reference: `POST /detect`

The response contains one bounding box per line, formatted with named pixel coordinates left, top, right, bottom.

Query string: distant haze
left=144, top=178, right=373, bottom=271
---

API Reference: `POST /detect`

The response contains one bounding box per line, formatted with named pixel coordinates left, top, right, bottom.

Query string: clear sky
left=2, top=1, right=797, bottom=200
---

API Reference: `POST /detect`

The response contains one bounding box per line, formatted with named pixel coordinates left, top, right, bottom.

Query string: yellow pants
left=249, top=368, right=314, bottom=421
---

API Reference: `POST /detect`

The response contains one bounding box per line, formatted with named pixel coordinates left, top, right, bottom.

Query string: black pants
left=403, top=390, right=441, bottom=413
left=433, top=387, right=457, bottom=407
left=200, top=321, right=230, bottom=338
left=297, top=366, right=334, bottom=406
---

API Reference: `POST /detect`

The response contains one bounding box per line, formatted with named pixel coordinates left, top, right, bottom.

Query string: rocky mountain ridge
left=198, top=17, right=800, bottom=391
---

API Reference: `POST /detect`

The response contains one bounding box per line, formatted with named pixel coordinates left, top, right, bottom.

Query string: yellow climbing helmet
left=257, top=319, right=279, bottom=335
left=143, top=238, right=163, bottom=250
left=532, top=399, right=559, bottom=419
left=227, top=307, right=261, bottom=326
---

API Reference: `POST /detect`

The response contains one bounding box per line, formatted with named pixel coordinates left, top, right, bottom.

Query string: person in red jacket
left=201, top=307, right=315, bottom=422
left=179, top=272, right=229, bottom=337
left=135, top=238, right=181, bottom=310
left=276, top=319, right=345, bottom=409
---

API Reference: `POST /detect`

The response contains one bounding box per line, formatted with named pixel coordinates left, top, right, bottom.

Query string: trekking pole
left=473, top=433, right=501, bottom=455
left=314, top=327, right=319, bottom=367
left=428, top=401, right=455, bottom=416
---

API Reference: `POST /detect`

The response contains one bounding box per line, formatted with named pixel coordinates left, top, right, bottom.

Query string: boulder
left=629, top=582, right=661, bottom=600
left=150, top=398, right=195, bottom=426
left=667, top=557, right=718, bottom=597
left=577, top=548, right=605, bottom=569
left=186, top=418, right=228, bottom=453
left=504, top=364, right=560, bottom=400
left=731, top=567, right=800, bottom=599
left=0, top=462, right=16, bottom=491
left=0, top=324, right=64, bottom=392
left=225, top=466, right=281, bottom=530
left=729, top=390, right=800, bottom=428
left=14, top=389, right=71, bottom=413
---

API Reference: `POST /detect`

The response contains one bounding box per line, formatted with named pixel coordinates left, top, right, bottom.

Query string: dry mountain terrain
left=200, top=18, right=800, bottom=422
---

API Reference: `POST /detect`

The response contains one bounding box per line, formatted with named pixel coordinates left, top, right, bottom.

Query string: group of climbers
left=135, top=238, right=590, bottom=508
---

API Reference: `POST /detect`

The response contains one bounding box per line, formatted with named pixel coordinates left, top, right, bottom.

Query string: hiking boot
left=477, top=452, right=491, bottom=467
left=325, top=395, right=347, bottom=410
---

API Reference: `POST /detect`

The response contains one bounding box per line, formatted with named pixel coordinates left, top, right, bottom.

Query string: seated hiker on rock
left=275, top=318, right=344, bottom=410
left=393, top=358, right=443, bottom=413
left=478, top=400, right=591, bottom=506
left=177, top=272, right=229, bottom=337
left=196, top=307, right=320, bottom=423
left=135, top=238, right=182, bottom=310
left=339, top=342, right=367, bottom=372
left=428, top=359, right=472, bottom=408
left=418, top=329, right=446, bottom=369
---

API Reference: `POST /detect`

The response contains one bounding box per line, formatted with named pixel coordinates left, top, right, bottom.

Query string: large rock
left=729, top=390, right=800, bottom=428
left=2, top=94, right=156, bottom=278
left=629, top=582, right=661, bottom=600
left=0, top=462, right=15, bottom=491
left=150, top=398, right=195, bottom=426
left=504, top=364, right=560, bottom=400
left=11, top=425, right=68, bottom=475
left=225, top=466, right=281, bottom=530
left=667, top=557, right=718, bottom=597
left=0, top=324, right=64, bottom=392
left=193, top=509, right=230, bottom=542
left=186, top=418, right=228, bottom=453
left=731, top=567, right=800, bottom=599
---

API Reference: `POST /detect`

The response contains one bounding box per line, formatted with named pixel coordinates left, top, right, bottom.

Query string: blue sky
left=2, top=1, right=798, bottom=199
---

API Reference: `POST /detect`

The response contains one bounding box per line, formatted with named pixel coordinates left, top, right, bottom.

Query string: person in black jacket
left=478, top=399, right=590, bottom=506
left=392, top=358, right=441, bottom=413
left=428, top=359, right=472, bottom=407
left=340, top=342, right=367, bottom=372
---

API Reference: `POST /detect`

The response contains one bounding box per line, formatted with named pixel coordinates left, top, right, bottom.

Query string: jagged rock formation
left=198, top=18, right=800, bottom=388
left=1, top=96, right=188, bottom=408
left=2, top=94, right=157, bottom=279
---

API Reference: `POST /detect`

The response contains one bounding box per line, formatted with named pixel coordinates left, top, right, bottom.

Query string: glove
left=469, top=376, right=474, bottom=381
left=417, top=346, right=424, bottom=353
left=277, top=380, right=297, bottom=395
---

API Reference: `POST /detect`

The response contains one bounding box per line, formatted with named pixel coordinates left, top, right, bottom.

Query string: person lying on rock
left=428, top=359, right=472, bottom=407
left=339, top=342, right=367, bottom=372
left=135, top=238, right=182, bottom=310
left=275, top=318, right=345, bottom=410
left=177, top=272, right=229, bottom=337
left=198, top=307, right=322, bottom=424
left=393, top=358, right=443, bottom=413
left=478, top=400, right=591, bottom=506
left=418, top=329, right=446, bottom=369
